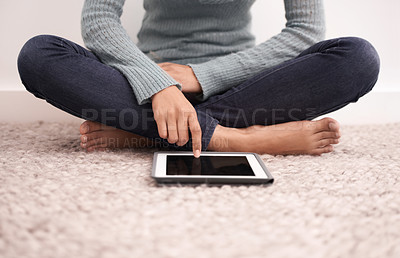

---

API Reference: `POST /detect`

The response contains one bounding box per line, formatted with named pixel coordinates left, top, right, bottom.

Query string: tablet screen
left=166, top=155, right=255, bottom=176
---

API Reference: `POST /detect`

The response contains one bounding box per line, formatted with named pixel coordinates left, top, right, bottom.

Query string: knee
left=341, top=37, right=380, bottom=98
left=344, top=37, right=380, bottom=75
left=17, top=35, right=59, bottom=93
left=18, top=35, right=56, bottom=71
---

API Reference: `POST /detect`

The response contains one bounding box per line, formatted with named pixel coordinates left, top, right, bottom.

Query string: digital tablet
left=151, top=151, right=274, bottom=184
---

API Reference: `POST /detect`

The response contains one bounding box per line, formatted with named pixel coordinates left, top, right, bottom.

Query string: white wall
left=251, top=0, right=400, bottom=91
left=0, top=0, right=399, bottom=91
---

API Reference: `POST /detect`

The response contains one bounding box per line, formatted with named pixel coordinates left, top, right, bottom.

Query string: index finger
left=188, top=114, right=202, bottom=158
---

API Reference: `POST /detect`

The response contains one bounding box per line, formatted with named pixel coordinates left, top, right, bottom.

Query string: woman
left=17, top=0, right=380, bottom=157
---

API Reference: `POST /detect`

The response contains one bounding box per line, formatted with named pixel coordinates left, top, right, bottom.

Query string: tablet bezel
left=151, top=151, right=274, bottom=184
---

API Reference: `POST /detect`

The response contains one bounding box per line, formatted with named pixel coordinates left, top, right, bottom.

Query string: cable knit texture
left=81, top=0, right=325, bottom=104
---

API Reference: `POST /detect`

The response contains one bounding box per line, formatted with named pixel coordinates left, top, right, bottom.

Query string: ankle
left=207, top=125, right=245, bottom=152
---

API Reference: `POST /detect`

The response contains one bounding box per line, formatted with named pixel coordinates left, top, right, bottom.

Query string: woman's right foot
left=208, top=117, right=341, bottom=155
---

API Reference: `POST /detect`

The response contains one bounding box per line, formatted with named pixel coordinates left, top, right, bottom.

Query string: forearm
left=81, top=0, right=181, bottom=105
left=187, top=0, right=325, bottom=101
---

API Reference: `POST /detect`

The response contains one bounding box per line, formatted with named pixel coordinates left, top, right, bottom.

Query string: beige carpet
left=1, top=121, right=399, bottom=258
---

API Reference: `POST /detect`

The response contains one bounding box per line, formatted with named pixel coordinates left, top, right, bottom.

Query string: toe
left=80, top=142, right=88, bottom=149
left=87, top=142, right=109, bottom=152
left=86, top=135, right=120, bottom=149
left=317, top=138, right=339, bottom=148
left=315, top=131, right=341, bottom=140
left=80, top=121, right=91, bottom=134
left=84, top=131, right=105, bottom=141
left=310, top=145, right=334, bottom=155
left=80, top=131, right=103, bottom=148
left=318, top=117, right=339, bottom=132
left=328, top=120, right=341, bottom=133
left=80, top=120, right=110, bottom=134
left=86, top=137, right=106, bottom=148
left=80, top=134, right=88, bottom=143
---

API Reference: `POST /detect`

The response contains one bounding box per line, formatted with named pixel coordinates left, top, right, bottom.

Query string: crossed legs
left=18, top=35, right=380, bottom=155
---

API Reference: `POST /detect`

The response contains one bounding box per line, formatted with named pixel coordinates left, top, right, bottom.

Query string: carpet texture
left=1, top=121, right=399, bottom=258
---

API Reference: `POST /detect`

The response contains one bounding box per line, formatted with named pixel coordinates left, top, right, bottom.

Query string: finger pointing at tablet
left=188, top=114, right=202, bottom=158
left=151, top=85, right=202, bottom=158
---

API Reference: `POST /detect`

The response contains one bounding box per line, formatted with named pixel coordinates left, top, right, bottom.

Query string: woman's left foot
left=79, top=121, right=155, bottom=152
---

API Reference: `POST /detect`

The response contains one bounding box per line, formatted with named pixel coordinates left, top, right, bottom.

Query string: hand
left=157, top=62, right=202, bottom=93
left=151, top=85, right=202, bottom=158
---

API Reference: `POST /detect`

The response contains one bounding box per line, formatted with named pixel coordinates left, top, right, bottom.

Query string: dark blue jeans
left=17, top=35, right=380, bottom=150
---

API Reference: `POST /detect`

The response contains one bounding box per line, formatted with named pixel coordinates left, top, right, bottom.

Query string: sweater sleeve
left=187, top=0, right=325, bottom=101
left=81, top=0, right=181, bottom=105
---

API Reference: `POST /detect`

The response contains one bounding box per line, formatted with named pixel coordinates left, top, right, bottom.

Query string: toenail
left=82, top=143, right=87, bottom=148
left=82, top=136, right=87, bottom=142
left=83, top=125, right=89, bottom=133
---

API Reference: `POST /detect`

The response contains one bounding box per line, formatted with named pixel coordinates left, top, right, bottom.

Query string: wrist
left=151, top=85, right=179, bottom=100
left=181, top=65, right=202, bottom=94
left=182, top=70, right=202, bottom=94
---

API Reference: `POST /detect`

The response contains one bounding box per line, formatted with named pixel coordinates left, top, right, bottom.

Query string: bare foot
left=79, top=121, right=155, bottom=152
left=208, top=117, right=341, bottom=155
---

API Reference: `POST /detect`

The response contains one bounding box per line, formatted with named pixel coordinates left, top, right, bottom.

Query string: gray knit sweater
left=81, top=0, right=325, bottom=105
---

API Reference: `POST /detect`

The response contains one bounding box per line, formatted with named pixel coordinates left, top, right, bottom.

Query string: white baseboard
left=0, top=90, right=399, bottom=124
